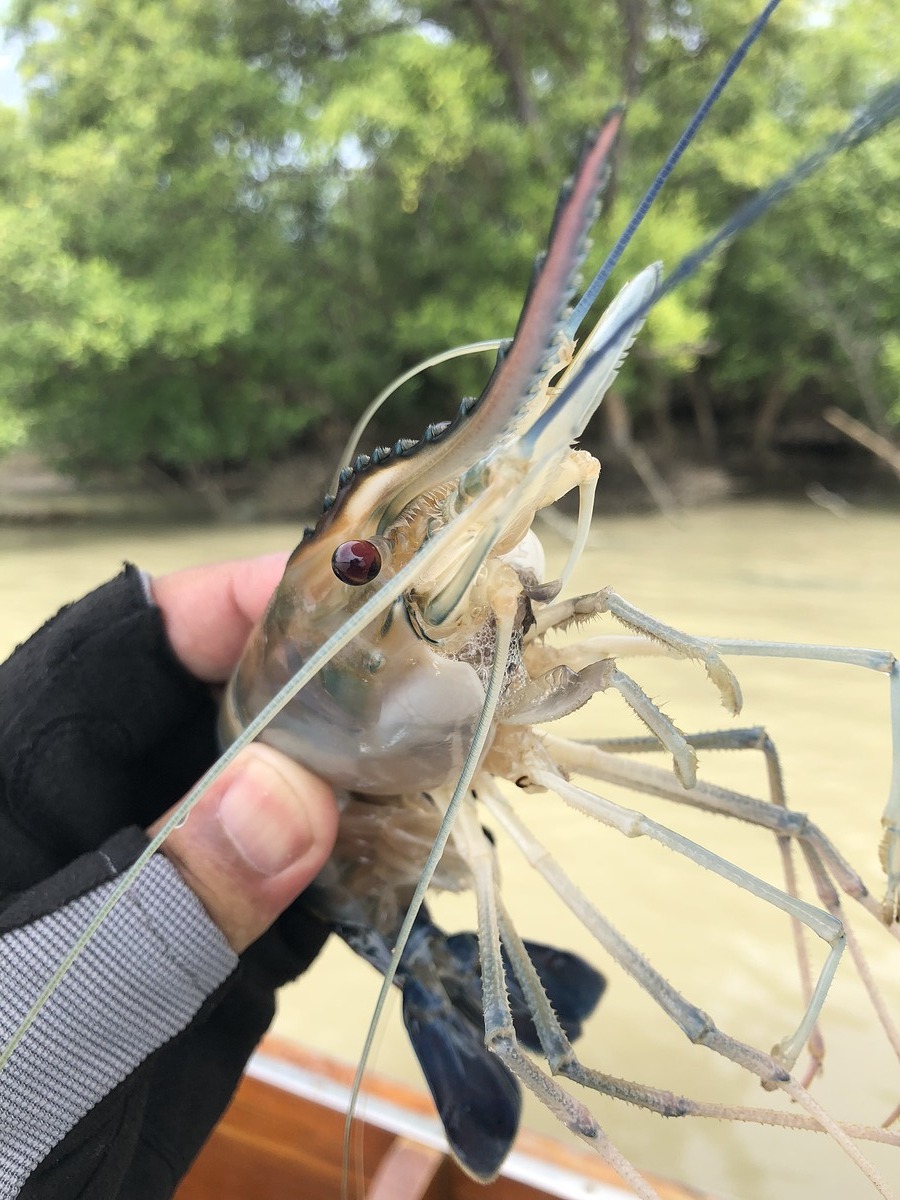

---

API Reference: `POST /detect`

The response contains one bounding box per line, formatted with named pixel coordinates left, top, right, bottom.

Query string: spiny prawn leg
left=526, top=632, right=683, bottom=665
left=505, top=659, right=697, bottom=787
left=479, top=781, right=898, bottom=1197
left=570, top=725, right=823, bottom=1082
left=578, top=726, right=774, bottom=755
left=481, top=778, right=900, bottom=1148
left=532, top=763, right=843, bottom=1072
left=705, top=639, right=900, bottom=924
left=449, top=802, right=663, bottom=1200
left=550, top=732, right=897, bottom=932
left=546, top=730, right=900, bottom=1087
left=530, top=588, right=743, bottom=715
left=529, top=616, right=900, bottom=923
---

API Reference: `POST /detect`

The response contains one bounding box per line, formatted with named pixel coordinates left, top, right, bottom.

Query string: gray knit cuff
left=0, top=854, right=238, bottom=1198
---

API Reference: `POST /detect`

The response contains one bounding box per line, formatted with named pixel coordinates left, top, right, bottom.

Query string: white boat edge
left=247, top=1047, right=636, bottom=1200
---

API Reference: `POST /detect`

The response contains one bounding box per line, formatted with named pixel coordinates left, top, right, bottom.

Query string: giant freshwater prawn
left=4, top=4, right=900, bottom=1197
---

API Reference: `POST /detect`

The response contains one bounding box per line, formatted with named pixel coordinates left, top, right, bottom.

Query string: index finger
left=150, top=553, right=289, bottom=682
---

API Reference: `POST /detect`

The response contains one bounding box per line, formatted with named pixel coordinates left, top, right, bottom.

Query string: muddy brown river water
left=1, top=499, right=898, bottom=1199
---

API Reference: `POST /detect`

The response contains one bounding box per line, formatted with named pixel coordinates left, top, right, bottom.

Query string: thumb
left=149, top=744, right=338, bottom=953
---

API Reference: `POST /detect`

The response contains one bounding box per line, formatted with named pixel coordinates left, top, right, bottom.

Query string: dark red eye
left=331, top=540, right=382, bottom=585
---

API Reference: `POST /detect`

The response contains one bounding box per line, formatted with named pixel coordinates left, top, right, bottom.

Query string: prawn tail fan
left=402, top=976, right=521, bottom=1181
left=403, top=924, right=606, bottom=1180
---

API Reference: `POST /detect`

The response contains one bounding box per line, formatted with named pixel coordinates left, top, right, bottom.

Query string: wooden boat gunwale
left=175, top=1035, right=711, bottom=1200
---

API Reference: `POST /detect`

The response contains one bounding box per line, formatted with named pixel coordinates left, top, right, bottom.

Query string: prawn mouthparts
left=5, top=6, right=900, bottom=1198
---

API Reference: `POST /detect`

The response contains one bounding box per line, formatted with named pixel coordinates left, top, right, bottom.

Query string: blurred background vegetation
left=0, top=0, right=898, bottom=513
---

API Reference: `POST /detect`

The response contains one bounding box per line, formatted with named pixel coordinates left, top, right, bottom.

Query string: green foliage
left=0, top=0, right=898, bottom=482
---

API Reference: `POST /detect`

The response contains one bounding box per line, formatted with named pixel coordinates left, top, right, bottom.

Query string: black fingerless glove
left=0, top=566, right=329, bottom=1200
left=0, top=564, right=217, bottom=893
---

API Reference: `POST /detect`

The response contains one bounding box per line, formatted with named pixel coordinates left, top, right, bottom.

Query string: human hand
left=0, top=557, right=338, bottom=1200
left=149, top=556, right=338, bottom=953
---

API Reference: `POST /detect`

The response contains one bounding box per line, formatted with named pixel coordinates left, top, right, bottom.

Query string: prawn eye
left=332, top=539, right=382, bottom=585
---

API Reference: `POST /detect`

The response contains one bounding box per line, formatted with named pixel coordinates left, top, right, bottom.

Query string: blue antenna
left=564, top=0, right=784, bottom=338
